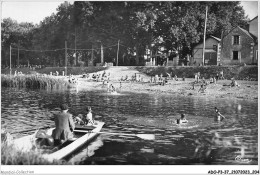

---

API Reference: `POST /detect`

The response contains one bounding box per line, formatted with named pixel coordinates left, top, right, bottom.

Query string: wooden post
left=116, top=40, right=120, bottom=66
left=10, top=45, right=12, bottom=75
left=101, top=43, right=103, bottom=65
left=65, top=40, right=67, bottom=76
left=75, top=27, right=77, bottom=65
left=202, top=6, right=208, bottom=66
left=91, top=44, right=94, bottom=67
left=18, top=43, right=20, bottom=67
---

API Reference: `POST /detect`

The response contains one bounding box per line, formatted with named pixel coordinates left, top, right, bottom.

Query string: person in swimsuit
left=214, top=107, right=225, bottom=121
left=177, top=114, right=188, bottom=124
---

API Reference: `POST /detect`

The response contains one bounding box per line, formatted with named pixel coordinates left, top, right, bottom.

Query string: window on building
left=233, top=51, right=239, bottom=60
left=213, top=45, right=217, bottom=51
left=233, top=35, right=240, bottom=45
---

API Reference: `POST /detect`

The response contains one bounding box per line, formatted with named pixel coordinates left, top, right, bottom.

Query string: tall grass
left=1, top=144, right=71, bottom=165
left=1, top=67, right=108, bottom=75
left=1, top=74, right=69, bottom=89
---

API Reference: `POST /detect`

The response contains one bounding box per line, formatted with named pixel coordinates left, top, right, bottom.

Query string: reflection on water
left=1, top=87, right=258, bottom=164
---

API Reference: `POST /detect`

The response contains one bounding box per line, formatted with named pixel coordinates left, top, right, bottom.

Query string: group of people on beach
left=194, top=70, right=240, bottom=93
left=68, top=75, right=78, bottom=84
left=120, top=74, right=143, bottom=82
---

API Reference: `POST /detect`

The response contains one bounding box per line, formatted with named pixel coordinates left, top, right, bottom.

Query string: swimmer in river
left=214, top=107, right=225, bottom=121
left=176, top=114, right=188, bottom=124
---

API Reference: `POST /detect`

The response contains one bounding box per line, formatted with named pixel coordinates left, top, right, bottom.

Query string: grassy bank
left=1, top=74, right=69, bottom=89
left=1, top=66, right=108, bottom=75
left=135, top=65, right=258, bottom=81
left=1, top=144, right=70, bottom=165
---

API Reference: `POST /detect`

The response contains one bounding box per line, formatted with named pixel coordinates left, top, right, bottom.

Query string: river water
left=1, top=87, right=258, bottom=165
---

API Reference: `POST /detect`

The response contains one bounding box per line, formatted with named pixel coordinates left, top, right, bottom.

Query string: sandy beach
left=71, top=67, right=258, bottom=100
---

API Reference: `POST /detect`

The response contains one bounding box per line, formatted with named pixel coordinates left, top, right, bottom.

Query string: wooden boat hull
left=13, top=121, right=104, bottom=162
left=43, top=121, right=104, bottom=161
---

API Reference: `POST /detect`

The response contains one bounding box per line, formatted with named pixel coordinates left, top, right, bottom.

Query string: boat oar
left=11, top=126, right=51, bottom=134
left=73, top=130, right=155, bottom=140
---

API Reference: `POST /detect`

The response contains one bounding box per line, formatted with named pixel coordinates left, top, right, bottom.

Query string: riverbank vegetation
left=1, top=74, right=69, bottom=89
left=1, top=66, right=108, bottom=76
left=1, top=144, right=70, bottom=165
left=136, top=65, right=258, bottom=81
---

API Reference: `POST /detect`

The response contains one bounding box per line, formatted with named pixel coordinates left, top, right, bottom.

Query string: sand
left=70, top=67, right=258, bottom=101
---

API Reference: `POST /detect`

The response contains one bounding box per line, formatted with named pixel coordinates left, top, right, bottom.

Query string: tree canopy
left=1, top=1, right=249, bottom=67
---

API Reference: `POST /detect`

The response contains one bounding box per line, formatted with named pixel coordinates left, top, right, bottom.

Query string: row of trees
left=1, top=1, right=249, bottom=67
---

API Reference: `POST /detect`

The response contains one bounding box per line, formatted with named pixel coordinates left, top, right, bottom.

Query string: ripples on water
left=1, top=87, right=258, bottom=164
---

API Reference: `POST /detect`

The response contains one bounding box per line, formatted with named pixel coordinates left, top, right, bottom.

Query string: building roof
left=238, top=26, right=255, bottom=40
left=223, top=26, right=256, bottom=42
left=249, top=16, right=258, bottom=23
left=209, top=35, right=221, bottom=42
left=192, top=35, right=220, bottom=48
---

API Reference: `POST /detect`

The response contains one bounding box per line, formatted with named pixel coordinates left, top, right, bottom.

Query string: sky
left=0, top=1, right=259, bottom=25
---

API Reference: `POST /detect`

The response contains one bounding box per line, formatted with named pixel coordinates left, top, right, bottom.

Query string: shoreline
left=73, top=77, right=258, bottom=101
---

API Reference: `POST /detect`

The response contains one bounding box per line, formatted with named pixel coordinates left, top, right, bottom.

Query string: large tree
left=1, top=1, right=249, bottom=66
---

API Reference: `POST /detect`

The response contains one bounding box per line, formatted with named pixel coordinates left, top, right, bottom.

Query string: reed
left=1, top=144, right=71, bottom=165
left=193, top=132, right=258, bottom=164
left=1, top=74, right=69, bottom=89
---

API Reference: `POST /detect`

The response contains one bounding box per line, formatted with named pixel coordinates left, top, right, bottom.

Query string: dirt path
left=73, top=66, right=257, bottom=100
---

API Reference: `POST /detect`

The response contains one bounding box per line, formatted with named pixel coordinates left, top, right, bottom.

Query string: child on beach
left=230, top=78, right=239, bottom=87
left=214, top=107, right=225, bottom=121
left=198, top=84, right=207, bottom=93
left=220, top=70, right=224, bottom=80
left=176, top=114, right=188, bottom=124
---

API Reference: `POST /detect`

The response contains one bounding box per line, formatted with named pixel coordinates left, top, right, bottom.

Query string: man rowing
left=52, top=104, right=75, bottom=146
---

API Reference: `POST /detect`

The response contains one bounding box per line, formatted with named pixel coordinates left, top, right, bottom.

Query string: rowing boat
left=13, top=121, right=105, bottom=162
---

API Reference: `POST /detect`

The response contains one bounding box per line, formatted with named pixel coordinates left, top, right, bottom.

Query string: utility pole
left=75, top=27, right=77, bottom=66
left=17, top=42, right=20, bottom=67
left=116, top=40, right=120, bottom=66
left=91, top=44, right=94, bottom=66
left=202, top=5, right=208, bottom=66
left=10, top=45, right=12, bottom=75
left=100, top=42, right=103, bottom=65
left=65, top=40, right=67, bottom=76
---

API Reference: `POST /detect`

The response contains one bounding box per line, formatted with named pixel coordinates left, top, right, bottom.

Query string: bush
left=1, top=144, right=71, bottom=165
left=1, top=74, right=69, bottom=89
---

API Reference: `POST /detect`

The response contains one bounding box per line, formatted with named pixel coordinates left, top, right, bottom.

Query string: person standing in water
left=177, top=114, right=188, bottom=124
left=214, top=107, right=225, bottom=121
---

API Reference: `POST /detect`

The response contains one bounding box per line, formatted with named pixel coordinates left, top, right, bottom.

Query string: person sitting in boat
left=214, top=107, right=225, bottom=121
left=52, top=104, right=75, bottom=146
left=176, top=114, right=188, bottom=124
left=74, top=106, right=95, bottom=125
